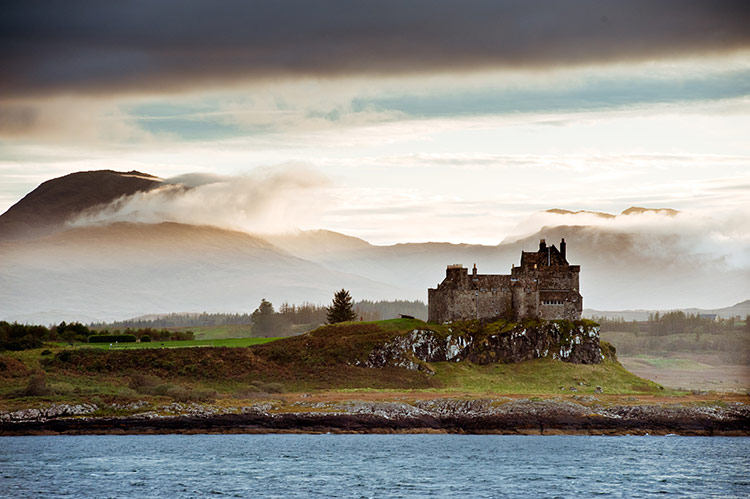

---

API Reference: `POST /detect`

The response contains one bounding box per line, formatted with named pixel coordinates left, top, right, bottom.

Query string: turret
left=539, top=239, right=547, bottom=252
left=560, top=238, right=566, bottom=260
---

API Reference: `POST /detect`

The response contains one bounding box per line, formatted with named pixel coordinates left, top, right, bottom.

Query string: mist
left=505, top=207, right=750, bottom=271
left=70, top=166, right=330, bottom=234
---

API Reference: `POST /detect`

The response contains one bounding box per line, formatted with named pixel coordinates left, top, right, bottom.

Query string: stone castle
left=428, top=239, right=582, bottom=323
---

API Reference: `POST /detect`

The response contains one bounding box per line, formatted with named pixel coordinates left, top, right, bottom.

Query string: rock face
left=1, top=399, right=748, bottom=436
left=360, top=321, right=602, bottom=371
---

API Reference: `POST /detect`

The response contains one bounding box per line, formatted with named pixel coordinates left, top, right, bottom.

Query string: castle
left=428, top=239, right=582, bottom=323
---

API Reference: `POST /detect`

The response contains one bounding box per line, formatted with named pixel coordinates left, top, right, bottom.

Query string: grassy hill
left=0, top=319, right=665, bottom=411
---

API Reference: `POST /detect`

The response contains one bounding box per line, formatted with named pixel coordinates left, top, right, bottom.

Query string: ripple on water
left=0, top=435, right=748, bottom=498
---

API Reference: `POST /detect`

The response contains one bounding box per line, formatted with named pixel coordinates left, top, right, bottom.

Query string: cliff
left=360, top=319, right=603, bottom=372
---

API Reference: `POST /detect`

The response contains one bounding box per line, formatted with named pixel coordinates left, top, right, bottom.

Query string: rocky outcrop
left=0, top=403, right=98, bottom=423
left=359, top=321, right=601, bottom=371
left=1, top=399, right=747, bottom=436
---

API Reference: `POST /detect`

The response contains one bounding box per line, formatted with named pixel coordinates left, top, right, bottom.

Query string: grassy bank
left=59, top=337, right=280, bottom=349
left=0, top=319, right=679, bottom=412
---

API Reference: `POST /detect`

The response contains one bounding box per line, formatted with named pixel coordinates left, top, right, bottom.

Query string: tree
left=327, top=289, right=357, bottom=324
left=252, top=299, right=276, bottom=337
left=251, top=299, right=291, bottom=337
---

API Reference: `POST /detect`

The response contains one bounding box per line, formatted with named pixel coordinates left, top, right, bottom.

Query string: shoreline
left=3, top=399, right=748, bottom=437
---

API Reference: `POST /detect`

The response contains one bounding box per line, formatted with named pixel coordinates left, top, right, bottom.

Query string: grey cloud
left=1, top=0, right=749, bottom=97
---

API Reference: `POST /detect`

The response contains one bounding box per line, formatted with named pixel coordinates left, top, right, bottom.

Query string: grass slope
left=1, top=319, right=666, bottom=411
left=64, top=337, right=279, bottom=349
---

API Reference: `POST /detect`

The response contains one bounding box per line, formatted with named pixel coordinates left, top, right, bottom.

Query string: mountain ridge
left=1, top=170, right=747, bottom=322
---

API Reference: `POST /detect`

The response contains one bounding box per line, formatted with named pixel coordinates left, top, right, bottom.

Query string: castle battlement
left=428, top=238, right=582, bottom=323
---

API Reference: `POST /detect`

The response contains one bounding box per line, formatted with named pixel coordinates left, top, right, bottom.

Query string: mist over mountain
left=0, top=170, right=162, bottom=241
left=1, top=170, right=748, bottom=322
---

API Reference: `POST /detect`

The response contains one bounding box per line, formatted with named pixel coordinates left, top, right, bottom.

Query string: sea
left=1, top=434, right=748, bottom=498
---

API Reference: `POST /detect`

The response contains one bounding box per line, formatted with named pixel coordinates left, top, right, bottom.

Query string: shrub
left=129, top=373, right=162, bottom=391
left=22, top=372, right=53, bottom=397
left=140, top=335, right=151, bottom=343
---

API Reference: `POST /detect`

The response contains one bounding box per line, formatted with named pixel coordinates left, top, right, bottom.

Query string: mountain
left=259, top=223, right=749, bottom=312
left=0, top=222, right=405, bottom=322
left=1, top=170, right=748, bottom=322
left=0, top=170, right=162, bottom=241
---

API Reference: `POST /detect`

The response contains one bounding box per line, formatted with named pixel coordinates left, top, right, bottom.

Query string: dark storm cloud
left=1, top=0, right=749, bottom=97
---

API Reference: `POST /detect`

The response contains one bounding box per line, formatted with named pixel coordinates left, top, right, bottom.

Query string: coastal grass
left=52, top=337, right=280, bottom=350
left=0, top=318, right=679, bottom=411
left=429, top=357, right=665, bottom=395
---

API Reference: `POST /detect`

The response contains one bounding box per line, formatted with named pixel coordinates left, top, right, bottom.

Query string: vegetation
left=91, top=300, right=428, bottom=331
left=327, top=289, right=357, bottom=323
left=0, top=318, right=671, bottom=412
left=0, top=321, right=195, bottom=351
left=251, top=299, right=292, bottom=337
left=595, top=311, right=749, bottom=363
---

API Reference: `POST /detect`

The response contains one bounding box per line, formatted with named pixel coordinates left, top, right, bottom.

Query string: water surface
left=1, top=434, right=748, bottom=497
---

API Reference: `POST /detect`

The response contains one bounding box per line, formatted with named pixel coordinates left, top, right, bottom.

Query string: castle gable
left=428, top=238, right=582, bottom=323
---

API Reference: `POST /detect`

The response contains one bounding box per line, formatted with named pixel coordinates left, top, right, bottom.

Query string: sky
left=1, top=0, right=750, bottom=245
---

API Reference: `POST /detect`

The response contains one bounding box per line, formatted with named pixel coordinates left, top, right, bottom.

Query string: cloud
left=2, top=0, right=749, bottom=98
left=70, top=165, right=330, bottom=234
left=505, top=207, right=750, bottom=270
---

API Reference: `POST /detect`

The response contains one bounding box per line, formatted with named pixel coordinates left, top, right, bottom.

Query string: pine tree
left=251, top=298, right=290, bottom=337
left=327, top=289, right=357, bottom=324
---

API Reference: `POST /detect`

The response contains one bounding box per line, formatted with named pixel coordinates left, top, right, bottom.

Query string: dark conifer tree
left=327, top=289, right=357, bottom=324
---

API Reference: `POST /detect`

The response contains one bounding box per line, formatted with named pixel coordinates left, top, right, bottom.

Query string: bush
left=88, top=334, right=137, bottom=343
left=129, top=373, right=162, bottom=391
left=22, top=372, right=53, bottom=397
left=140, top=335, right=151, bottom=342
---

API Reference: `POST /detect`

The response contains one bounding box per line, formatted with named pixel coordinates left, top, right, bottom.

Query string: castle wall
left=427, top=240, right=583, bottom=323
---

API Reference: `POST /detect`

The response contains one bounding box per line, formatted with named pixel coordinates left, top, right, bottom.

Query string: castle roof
left=519, top=239, right=568, bottom=269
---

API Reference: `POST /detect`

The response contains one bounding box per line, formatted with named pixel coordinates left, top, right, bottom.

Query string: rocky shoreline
left=2, top=399, right=748, bottom=436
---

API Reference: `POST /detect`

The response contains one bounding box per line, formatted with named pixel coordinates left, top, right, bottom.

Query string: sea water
left=1, top=434, right=748, bottom=497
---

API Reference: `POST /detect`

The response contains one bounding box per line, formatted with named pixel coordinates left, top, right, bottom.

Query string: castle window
left=542, top=300, right=564, bottom=305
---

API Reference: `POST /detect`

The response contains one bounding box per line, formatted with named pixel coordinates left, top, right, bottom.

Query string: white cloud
left=70, top=165, right=330, bottom=234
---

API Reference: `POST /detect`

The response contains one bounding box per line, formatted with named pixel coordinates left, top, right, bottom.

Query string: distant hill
left=0, top=221, right=405, bottom=322
left=0, top=170, right=162, bottom=241
left=586, top=300, right=750, bottom=321
left=1, top=169, right=748, bottom=322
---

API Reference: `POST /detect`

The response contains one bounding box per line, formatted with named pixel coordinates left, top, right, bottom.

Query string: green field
left=59, top=337, right=280, bottom=349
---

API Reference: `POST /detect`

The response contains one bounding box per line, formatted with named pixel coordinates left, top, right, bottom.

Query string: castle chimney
left=472, top=263, right=477, bottom=276
left=560, top=238, right=567, bottom=259
left=539, top=239, right=546, bottom=252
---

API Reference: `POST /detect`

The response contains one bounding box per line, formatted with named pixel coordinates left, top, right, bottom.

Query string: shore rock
left=1, top=399, right=747, bottom=436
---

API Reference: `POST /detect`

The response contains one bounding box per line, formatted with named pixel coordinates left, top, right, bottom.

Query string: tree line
left=594, top=311, right=750, bottom=337
left=94, top=299, right=427, bottom=330
left=0, top=321, right=194, bottom=351
left=594, top=311, right=749, bottom=363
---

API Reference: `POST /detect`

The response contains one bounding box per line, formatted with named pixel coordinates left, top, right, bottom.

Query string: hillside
left=0, top=170, right=162, bottom=241
left=0, top=319, right=656, bottom=401
left=0, top=222, right=404, bottom=322
left=2, top=169, right=748, bottom=322
left=4, top=319, right=748, bottom=436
